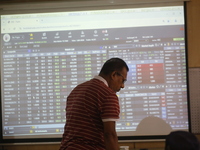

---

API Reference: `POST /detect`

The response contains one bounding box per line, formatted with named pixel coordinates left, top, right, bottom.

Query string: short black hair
left=99, top=58, right=129, bottom=75
left=165, top=131, right=200, bottom=150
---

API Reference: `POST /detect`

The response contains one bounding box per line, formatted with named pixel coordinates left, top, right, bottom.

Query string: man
left=59, top=58, right=129, bottom=150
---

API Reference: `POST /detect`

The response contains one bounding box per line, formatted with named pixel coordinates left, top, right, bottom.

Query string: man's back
left=59, top=78, right=119, bottom=150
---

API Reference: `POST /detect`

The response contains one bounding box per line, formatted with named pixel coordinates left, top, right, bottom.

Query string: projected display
left=1, top=5, right=189, bottom=140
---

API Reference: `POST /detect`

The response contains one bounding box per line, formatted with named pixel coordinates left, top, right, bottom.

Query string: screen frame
left=0, top=1, right=190, bottom=144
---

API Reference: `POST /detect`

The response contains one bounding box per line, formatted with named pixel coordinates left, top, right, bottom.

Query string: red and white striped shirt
left=59, top=76, right=119, bottom=150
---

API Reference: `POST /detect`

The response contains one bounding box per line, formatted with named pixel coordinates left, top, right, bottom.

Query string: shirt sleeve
left=101, top=94, right=120, bottom=122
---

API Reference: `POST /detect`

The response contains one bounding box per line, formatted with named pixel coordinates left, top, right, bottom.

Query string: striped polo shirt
left=59, top=76, right=120, bottom=150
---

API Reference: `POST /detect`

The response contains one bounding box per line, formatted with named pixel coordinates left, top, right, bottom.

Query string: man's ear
left=110, top=71, right=117, bottom=80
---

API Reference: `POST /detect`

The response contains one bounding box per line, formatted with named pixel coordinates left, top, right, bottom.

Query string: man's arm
left=103, top=121, right=119, bottom=150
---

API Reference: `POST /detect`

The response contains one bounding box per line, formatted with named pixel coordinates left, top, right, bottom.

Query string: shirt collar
left=94, top=75, right=108, bottom=87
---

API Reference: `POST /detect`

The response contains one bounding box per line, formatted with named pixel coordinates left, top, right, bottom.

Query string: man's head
left=99, top=58, right=129, bottom=93
left=165, top=131, right=200, bottom=150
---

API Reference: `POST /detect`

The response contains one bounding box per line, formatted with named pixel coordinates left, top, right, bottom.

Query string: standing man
left=59, top=58, right=129, bottom=150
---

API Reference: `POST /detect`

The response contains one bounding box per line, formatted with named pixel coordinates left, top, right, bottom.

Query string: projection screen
left=0, top=1, right=189, bottom=143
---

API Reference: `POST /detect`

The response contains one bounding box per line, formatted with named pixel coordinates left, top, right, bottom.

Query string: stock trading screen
left=1, top=25, right=188, bottom=137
